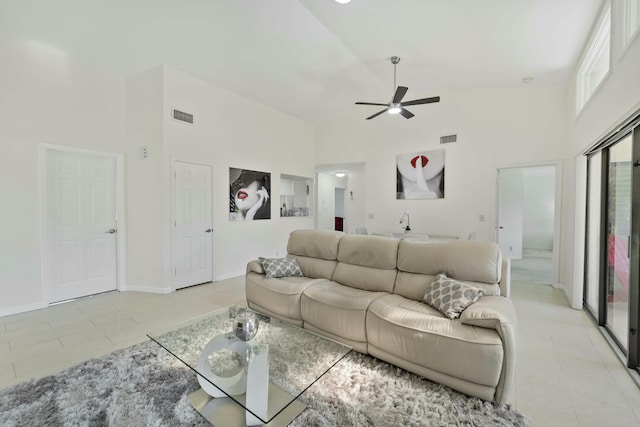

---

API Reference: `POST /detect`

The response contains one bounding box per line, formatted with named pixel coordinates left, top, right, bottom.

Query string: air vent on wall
left=173, top=109, right=194, bottom=124
left=440, top=134, right=457, bottom=144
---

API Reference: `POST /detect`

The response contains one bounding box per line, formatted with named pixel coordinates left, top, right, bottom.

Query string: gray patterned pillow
left=259, top=257, right=303, bottom=279
left=423, top=273, right=484, bottom=319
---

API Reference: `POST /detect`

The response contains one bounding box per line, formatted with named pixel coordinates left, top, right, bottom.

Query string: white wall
left=316, top=86, right=568, bottom=242
left=522, top=166, right=556, bottom=250
left=292, top=180, right=309, bottom=212
left=0, top=41, right=126, bottom=315
left=335, top=188, right=345, bottom=218
left=125, top=67, right=165, bottom=292
left=0, top=53, right=316, bottom=314
left=344, top=163, right=366, bottom=235
left=162, top=66, right=316, bottom=280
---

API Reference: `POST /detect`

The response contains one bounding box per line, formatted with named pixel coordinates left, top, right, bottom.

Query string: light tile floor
left=1, top=276, right=639, bottom=426
left=512, top=281, right=640, bottom=426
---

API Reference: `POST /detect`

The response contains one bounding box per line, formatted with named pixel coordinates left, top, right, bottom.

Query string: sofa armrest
left=459, top=296, right=516, bottom=329
left=246, top=260, right=264, bottom=275
left=500, top=257, right=511, bottom=298
left=460, top=296, right=517, bottom=405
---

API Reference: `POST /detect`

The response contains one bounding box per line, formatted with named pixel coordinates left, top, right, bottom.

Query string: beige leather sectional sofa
left=245, top=229, right=517, bottom=404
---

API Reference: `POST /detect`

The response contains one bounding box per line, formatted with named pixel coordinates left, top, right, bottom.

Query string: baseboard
left=214, top=271, right=245, bottom=282
left=0, top=301, right=47, bottom=318
left=556, top=283, right=582, bottom=309
left=123, top=285, right=173, bottom=294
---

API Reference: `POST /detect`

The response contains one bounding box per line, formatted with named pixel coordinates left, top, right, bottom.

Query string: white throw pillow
left=258, top=257, right=303, bottom=279
left=423, top=273, right=484, bottom=319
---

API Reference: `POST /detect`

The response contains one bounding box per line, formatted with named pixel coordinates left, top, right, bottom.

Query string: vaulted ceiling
left=0, top=0, right=603, bottom=123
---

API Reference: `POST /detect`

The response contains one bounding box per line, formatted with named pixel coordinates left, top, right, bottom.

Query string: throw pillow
left=423, top=273, right=484, bottom=319
left=258, top=257, right=303, bottom=279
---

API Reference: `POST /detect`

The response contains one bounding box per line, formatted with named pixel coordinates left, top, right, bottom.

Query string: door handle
left=205, top=228, right=213, bottom=233
left=494, top=226, right=504, bottom=229
left=105, top=229, right=117, bottom=234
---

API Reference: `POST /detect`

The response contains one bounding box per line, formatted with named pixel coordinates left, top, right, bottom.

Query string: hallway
left=511, top=248, right=553, bottom=285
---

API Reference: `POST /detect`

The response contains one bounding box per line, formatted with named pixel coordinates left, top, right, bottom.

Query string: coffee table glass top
left=147, top=306, right=352, bottom=424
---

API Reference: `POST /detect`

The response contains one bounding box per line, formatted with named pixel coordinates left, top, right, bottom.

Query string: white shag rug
left=0, top=323, right=531, bottom=427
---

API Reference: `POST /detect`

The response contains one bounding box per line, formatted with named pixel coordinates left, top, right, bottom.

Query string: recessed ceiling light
left=335, top=0, right=351, bottom=3
left=522, top=77, right=534, bottom=84
left=335, top=172, right=346, bottom=178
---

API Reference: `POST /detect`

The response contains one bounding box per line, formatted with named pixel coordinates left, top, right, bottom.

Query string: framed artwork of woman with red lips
left=229, top=167, right=271, bottom=221
left=396, top=149, right=445, bottom=199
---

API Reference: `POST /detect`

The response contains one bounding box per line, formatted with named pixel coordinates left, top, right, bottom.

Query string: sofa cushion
left=259, top=257, right=303, bottom=278
left=245, top=272, right=327, bottom=324
left=394, top=240, right=504, bottom=300
left=289, top=255, right=337, bottom=280
left=301, top=280, right=387, bottom=345
left=397, top=240, right=502, bottom=284
left=423, top=273, right=484, bottom=319
left=366, top=294, right=503, bottom=387
left=287, top=229, right=344, bottom=279
left=332, top=235, right=399, bottom=292
left=394, top=271, right=500, bottom=301
left=287, top=229, right=344, bottom=260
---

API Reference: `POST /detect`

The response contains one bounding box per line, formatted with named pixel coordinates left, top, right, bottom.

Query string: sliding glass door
left=605, top=135, right=632, bottom=350
left=584, top=118, right=640, bottom=370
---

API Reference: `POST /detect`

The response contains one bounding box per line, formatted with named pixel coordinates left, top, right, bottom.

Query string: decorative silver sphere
left=232, top=307, right=259, bottom=341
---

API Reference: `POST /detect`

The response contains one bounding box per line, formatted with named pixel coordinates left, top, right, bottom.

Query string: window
left=620, top=0, right=640, bottom=54
left=576, top=3, right=611, bottom=114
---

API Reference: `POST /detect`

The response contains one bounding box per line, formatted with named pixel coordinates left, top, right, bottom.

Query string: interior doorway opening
left=496, top=163, right=560, bottom=286
left=334, top=188, right=345, bottom=231
left=315, top=162, right=366, bottom=234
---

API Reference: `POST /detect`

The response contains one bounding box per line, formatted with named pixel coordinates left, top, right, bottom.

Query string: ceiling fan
left=356, top=56, right=440, bottom=120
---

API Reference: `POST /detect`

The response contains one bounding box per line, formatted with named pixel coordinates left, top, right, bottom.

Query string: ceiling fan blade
left=401, top=96, right=440, bottom=107
left=366, top=109, right=388, bottom=120
left=355, top=102, right=388, bottom=106
left=399, top=108, right=415, bottom=119
left=392, top=86, right=408, bottom=104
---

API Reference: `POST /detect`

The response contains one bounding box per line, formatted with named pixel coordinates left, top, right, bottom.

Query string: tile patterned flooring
left=1, top=275, right=640, bottom=426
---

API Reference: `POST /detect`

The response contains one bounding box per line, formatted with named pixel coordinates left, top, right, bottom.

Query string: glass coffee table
left=148, top=306, right=352, bottom=426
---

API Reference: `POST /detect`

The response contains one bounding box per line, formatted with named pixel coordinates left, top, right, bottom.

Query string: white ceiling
left=0, top=0, right=603, bottom=123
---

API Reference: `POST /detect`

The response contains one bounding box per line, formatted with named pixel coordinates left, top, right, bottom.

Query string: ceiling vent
left=440, top=134, right=457, bottom=144
left=173, top=109, right=194, bottom=124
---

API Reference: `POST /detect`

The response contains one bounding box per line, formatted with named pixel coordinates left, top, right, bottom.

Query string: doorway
left=583, top=115, right=640, bottom=370
left=335, top=188, right=345, bottom=231
left=172, top=160, right=213, bottom=289
left=42, top=145, right=122, bottom=303
left=496, top=163, right=560, bottom=286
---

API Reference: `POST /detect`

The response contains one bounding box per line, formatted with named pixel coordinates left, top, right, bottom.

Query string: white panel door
left=45, top=149, right=117, bottom=303
left=174, top=161, right=213, bottom=289
left=497, top=168, right=523, bottom=260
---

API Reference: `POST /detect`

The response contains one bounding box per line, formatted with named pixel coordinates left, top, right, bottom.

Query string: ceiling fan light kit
left=388, top=104, right=401, bottom=114
left=356, top=56, right=440, bottom=120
